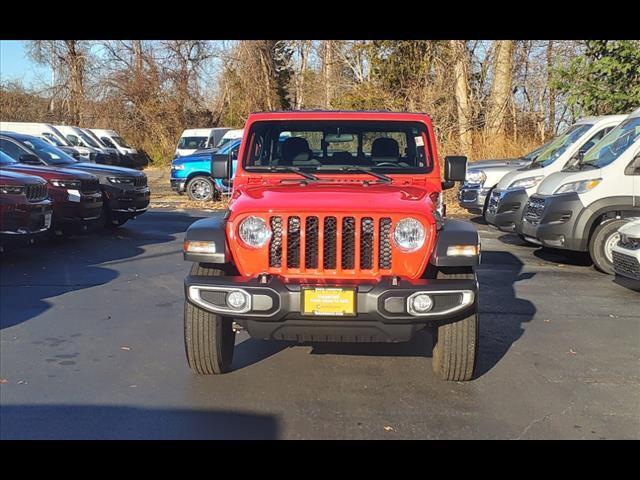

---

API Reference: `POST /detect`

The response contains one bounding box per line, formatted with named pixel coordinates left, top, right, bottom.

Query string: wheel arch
left=574, top=196, right=640, bottom=251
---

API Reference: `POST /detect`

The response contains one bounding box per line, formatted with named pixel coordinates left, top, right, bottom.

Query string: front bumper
left=458, top=184, right=491, bottom=214
left=106, top=186, right=150, bottom=219
left=612, top=243, right=640, bottom=281
left=185, top=275, right=477, bottom=342
left=54, top=192, right=103, bottom=234
left=0, top=201, right=53, bottom=247
left=484, top=188, right=529, bottom=233
left=519, top=193, right=585, bottom=251
left=171, top=178, right=186, bottom=193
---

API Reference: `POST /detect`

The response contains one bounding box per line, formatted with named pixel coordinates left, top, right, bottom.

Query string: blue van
left=170, top=138, right=241, bottom=201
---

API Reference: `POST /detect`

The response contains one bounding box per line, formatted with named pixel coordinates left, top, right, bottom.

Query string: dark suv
left=0, top=132, right=150, bottom=227
left=0, top=147, right=102, bottom=236
left=0, top=156, right=53, bottom=251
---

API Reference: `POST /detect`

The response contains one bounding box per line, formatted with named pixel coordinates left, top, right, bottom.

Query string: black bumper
left=106, top=186, right=150, bottom=219
left=55, top=193, right=103, bottom=234
left=171, top=179, right=186, bottom=193
left=520, top=193, right=586, bottom=251
left=484, top=188, right=529, bottom=233
left=0, top=202, right=53, bottom=248
left=184, top=275, right=477, bottom=342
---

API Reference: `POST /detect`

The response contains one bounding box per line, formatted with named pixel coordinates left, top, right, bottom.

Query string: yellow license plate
left=302, top=287, right=356, bottom=316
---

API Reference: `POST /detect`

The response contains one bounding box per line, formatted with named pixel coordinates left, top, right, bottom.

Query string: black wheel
left=431, top=268, right=478, bottom=381
left=589, top=218, right=628, bottom=275
left=186, top=176, right=215, bottom=202
left=184, top=264, right=235, bottom=374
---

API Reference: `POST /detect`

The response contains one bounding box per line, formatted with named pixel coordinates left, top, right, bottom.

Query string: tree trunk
left=450, top=40, right=473, bottom=158
left=485, top=40, right=514, bottom=143
left=546, top=40, right=556, bottom=137
left=65, top=40, right=85, bottom=126
left=323, top=41, right=334, bottom=109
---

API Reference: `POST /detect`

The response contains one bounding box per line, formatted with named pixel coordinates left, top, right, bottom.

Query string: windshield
left=42, top=132, right=66, bottom=147
left=113, top=136, right=131, bottom=148
left=578, top=117, right=640, bottom=169
left=522, top=139, right=553, bottom=162
left=0, top=150, right=17, bottom=165
left=178, top=136, right=207, bottom=150
left=78, top=131, right=101, bottom=148
left=84, top=130, right=107, bottom=148
left=100, top=136, right=117, bottom=148
left=20, top=136, right=77, bottom=165
left=244, top=121, right=432, bottom=174
left=528, top=123, right=593, bottom=168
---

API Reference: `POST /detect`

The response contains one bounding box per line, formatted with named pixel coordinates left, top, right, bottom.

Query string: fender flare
left=573, top=196, right=640, bottom=251
left=429, top=218, right=481, bottom=267
left=183, top=211, right=230, bottom=264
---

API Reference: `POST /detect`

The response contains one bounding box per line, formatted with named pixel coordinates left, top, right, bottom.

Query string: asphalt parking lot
left=1, top=209, right=639, bottom=439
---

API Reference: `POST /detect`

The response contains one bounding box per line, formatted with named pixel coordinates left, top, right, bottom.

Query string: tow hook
left=232, top=321, right=245, bottom=332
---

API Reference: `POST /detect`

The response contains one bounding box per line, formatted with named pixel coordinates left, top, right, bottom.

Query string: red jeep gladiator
left=183, top=111, right=480, bottom=381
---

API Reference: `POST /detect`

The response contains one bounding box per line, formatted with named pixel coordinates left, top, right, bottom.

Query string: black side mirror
left=19, top=153, right=42, bottom=165
left=444, top=155, right=467, bottom=182
left=211, top=152, right=231, bottom=180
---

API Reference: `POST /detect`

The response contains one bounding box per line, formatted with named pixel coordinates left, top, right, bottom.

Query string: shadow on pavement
left=0, top=210, right=205, bottom=330
left=533, top=246, right=593, bottom=267
left=0, top=404, right=278, bottom=439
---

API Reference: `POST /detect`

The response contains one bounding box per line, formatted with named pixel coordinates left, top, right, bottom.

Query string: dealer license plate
left=302, top=287, right=356, bottom=316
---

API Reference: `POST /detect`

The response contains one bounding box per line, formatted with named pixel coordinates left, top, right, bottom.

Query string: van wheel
left=589, top=218, right=628, bottom=275
left=186, top=176, right=215, bottom=202
left=184, top=264, right=235, bottom=374
left=431, top=269, right=478, bottom=381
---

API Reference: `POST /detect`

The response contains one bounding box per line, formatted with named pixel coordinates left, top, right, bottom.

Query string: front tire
left=589, top=218, right=628, bottom=275
left=431, top=269, right=478, bottom=381
left=186, top=176, right=216, bottom=202
left=184, top=264, right=236, bottom=374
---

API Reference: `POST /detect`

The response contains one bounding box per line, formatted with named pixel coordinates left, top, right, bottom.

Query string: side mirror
left=19, top=153, right=42, bottom=165
left=444, top=155, right=467, bottom=182
left=211, top=152, right=231, bottom=180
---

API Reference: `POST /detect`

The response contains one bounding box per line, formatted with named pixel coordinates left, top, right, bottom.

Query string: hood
left=71, top=162, right=146, bottom=178
left=173, top=151, right=213, bottom=164
left=619, top=219, right=640, bottom=238
left=3, top=164, right=99, bottom=181
left=0, top=169, right=47, bottom=185
left=231, top=182, right=436, bottom=219
left=496, top=165, right=545, bottom=190
left=470, top=157, right=527, bottom=168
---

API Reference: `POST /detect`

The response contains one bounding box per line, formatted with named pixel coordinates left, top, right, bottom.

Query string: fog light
left=409, top=293, right=433, bottom=315
left=226, top=291, right=248, bottom=310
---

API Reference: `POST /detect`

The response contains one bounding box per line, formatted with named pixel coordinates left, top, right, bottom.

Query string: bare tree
left=485, top=40, right=514, bottom=141
left=450, top=40, right=473, bottom=158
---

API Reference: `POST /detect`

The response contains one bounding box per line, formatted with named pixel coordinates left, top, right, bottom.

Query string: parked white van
left=485, top=115, right=626, bottom=235
left=520, top=108, right=640, bottom=274
left=90, top=129, right=138, bottom=157
left=55, top=125, right=121, bottom=165
left=174, top=128, right=231, bottom=158
left=0, top=121, right=92, bottom=161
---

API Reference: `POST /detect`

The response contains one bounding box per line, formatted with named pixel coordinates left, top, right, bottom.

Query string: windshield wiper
left=341, top=166, right=392, bottom=183
left=268, top=165, right=319, bottom=182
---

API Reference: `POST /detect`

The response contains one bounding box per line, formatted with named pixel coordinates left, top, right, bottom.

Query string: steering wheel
left=374, top=162, right=399, bottom=168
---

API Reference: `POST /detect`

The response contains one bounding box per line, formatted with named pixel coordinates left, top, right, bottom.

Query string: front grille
left=25, top=183, right=47, bottom=202
left=487, top=190, right=500, bottom=215
left=268, top=215, right=393, bottom=274
left=524, top=197, right=546, bottom=224
left=134, top=176, right=147, bottom=188
left=612, top=251, right=640, bottom=280
left=81, top=179, right=100, bottom=194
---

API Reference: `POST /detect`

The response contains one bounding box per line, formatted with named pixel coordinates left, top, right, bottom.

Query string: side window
left=101, top=137, right=116, bottom=148
left=0, top=138, right=25, bottom=160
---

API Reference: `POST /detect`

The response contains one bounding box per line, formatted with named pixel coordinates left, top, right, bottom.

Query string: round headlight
left=393, top=218, right=426, bottom=252
left=238, top=216, right=271, bottom=248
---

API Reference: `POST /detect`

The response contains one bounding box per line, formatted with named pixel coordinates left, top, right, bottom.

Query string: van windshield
left=577, top=117, right=640, bottom=169
left=42, top=132, right=66, bottom=147
left=113, top=136, right=131, bottom=148
left=178, top=136, right=207, bottom=150
left=528, top=123, right=593, bottom=169
left=78, top=131, right=101, bottom=148
left=244, top=120, right=432, bottom=174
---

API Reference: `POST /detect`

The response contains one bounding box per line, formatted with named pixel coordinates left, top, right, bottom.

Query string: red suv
left=0, top=157, right=52, bottom=251
left=0, top=149, right=102, bottom=236
left=182, top=111, right=480, bottom=381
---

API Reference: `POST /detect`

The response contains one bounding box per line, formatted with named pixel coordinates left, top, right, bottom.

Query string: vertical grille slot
left=379, top=217, right=392, bottom=269
left=341, top=217, right=356, bottom=270
left=305, top=217, right=319, bottom=269
left=323, top=216, right=337, bottom=269
left=287, top=217, right=301, bottom=268
left=360, top=217, right=374, bottom=269
left=269, top=216, right=283, bottom=267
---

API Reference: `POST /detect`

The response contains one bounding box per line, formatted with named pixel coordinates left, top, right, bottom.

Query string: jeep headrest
left=281, top=137, right=311, bottom=165
left=371, top=137, right=400, bottom=159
